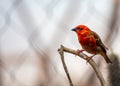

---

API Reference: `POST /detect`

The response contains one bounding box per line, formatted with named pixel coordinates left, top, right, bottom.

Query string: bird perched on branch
left=72, top=25, right=112, bottom=64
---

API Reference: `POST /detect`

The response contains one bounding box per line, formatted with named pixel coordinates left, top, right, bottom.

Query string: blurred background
left=0, top=0, right=120, bottom=86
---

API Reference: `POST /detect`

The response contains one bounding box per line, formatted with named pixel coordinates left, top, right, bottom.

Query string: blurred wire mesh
left=0, top=0, right=120, bottom=86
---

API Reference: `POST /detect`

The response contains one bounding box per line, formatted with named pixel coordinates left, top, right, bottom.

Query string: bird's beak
left=71, top=28, right=76, bottom=32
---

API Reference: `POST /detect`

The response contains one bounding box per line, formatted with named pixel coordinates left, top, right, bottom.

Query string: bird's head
left=71, top=25, right=90, bottom=33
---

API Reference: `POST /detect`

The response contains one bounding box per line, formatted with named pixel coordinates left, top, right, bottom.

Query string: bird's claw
left=76, top=49, right=84, bottom=55
left=85, top=54, right=96, bottom=64
left=85, top=57, right=92, bottom=64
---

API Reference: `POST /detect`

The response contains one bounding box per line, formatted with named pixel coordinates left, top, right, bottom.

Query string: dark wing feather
left=90, top=31, right=107, bottom=53
left=90, top=31, right=112, bottom=64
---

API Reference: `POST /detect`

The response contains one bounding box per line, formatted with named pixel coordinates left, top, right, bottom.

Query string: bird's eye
left=78, top=28, right=83, bottom=30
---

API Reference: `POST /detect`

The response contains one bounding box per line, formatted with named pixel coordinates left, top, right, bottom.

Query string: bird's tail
left=102, top=53, right=112, bottom=64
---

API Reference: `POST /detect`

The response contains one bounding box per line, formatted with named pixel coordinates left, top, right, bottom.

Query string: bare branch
left=58, top=45, right=106, bottom=86
left=58, top=45, right=73, bottom=86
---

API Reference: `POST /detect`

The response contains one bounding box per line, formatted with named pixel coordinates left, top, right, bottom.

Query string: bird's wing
left=90, top=31, right=108, bottom=52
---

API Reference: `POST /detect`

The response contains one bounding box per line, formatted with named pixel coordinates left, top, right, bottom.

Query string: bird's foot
left=86, top=54, right=96, bottom=63
left=76, top=49, right=84, bottom=55
left=86, top=57, right=92, bottom=63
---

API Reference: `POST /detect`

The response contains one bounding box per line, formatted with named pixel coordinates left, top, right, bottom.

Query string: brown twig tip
left=57, top=45, right=63, bottom=52
left=58, top=45, right=106, bottom=86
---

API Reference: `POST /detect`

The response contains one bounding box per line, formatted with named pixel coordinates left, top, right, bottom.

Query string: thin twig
left=58, top=45, right=106, bottom=86
left=58, top=45, right=73, bottom=86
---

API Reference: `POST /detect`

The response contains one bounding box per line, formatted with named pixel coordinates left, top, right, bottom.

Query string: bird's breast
left=78, top=35, right=98, bottom=54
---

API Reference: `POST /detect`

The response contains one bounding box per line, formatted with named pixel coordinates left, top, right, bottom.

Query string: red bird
left=72, top=25, right=112, bottom=64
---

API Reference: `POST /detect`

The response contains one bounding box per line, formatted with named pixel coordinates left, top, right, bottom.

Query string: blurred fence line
left=0, top=0, right=119, bottom=86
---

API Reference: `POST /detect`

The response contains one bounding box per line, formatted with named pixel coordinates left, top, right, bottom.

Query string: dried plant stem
left=58, top=45, right=106, bottom=86
left=58, top=45, right=73, bottom=86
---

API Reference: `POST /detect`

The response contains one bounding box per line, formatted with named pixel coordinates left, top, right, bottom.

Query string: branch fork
left=58, top=45, right=106, bottom=86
